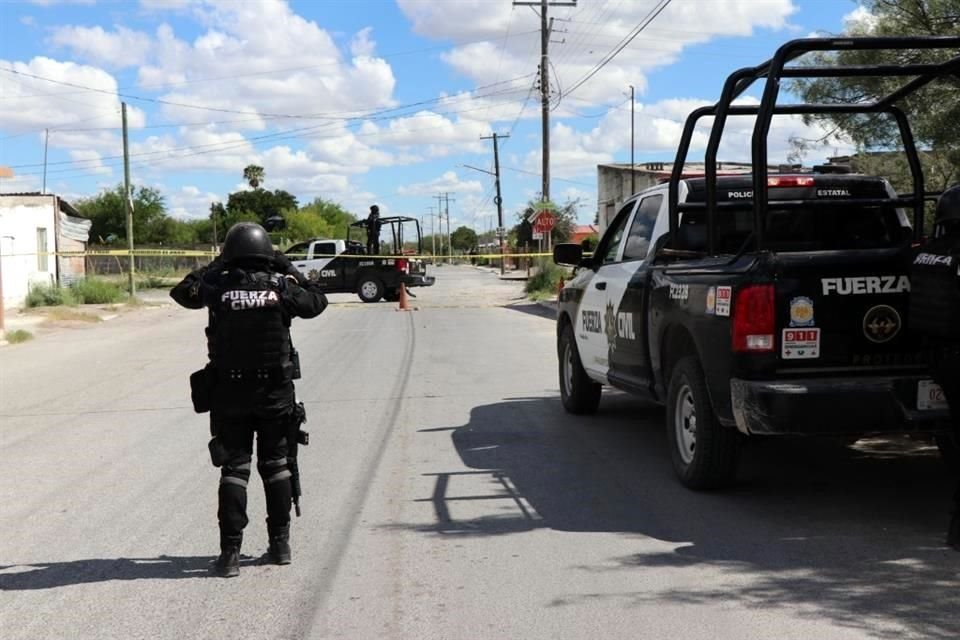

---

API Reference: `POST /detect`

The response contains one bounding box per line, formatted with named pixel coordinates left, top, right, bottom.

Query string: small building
left=597, top=161, right=757, bottom=232
left=0, top=193, right=92, bottom=308
left=570, top=224, right=599, bottom=246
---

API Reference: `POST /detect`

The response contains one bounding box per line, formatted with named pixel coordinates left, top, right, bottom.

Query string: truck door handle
left=595, top=282, right=607, bottom=290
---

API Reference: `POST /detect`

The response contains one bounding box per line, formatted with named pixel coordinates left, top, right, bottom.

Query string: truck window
left=285, top=242, right=310, bottom=259
left=600, top=203, right=633, bottom=264
left=764, top=204, right=910, bottom=251
left=622, top=195, right=663, bottom=261
left=314, top=242, right=337, bottom=256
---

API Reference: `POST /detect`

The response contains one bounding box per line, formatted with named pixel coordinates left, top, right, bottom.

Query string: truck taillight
left=768, top=176, right=814, bottom=187
left=396, top=258, right=409, bottom=274
left=732, top=284, right=775, bottom=353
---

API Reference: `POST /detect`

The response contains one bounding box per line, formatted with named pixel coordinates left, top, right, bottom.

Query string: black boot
left=213, top=535, right=242, bottom=577
left=267, top=526, right=291, bottom=565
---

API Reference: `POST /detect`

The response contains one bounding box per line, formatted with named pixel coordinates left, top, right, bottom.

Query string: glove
left=274, top=250, right=308, bottom=285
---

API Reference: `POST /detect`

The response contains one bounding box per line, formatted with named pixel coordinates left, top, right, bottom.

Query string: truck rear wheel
left=358, top=276, right=384, bottom=303
left=666, top=356, right=739, bottom=489
left=559, top=324, right=601, bottom=415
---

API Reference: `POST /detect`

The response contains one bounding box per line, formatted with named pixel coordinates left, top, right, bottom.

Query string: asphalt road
left=1, top=265, right=958, bottom=640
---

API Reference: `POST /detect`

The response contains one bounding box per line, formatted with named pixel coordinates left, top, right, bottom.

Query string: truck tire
left=936, top=432, right=960, bottom=476
left=666, top=355, right=739, bottom=490
left=559, top=324, right=601, bottom=415
left=358, top=276, right=384, bottom=303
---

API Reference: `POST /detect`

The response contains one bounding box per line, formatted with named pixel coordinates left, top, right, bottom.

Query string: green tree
left=790, top=0, right=960, bottom=176
left=225, top=189, right=298, bottom=226
left=285, top=210, right=334, bottom=242
left=75, top=185, right=169, bottom=243
left=450, top=225, right=478, bottom=252
left=295, top=198, right=357, bottom=238
left=243, top=164, right=265, bottom=189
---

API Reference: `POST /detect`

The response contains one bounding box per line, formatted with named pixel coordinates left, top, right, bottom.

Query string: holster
left=189, top=365, right=216, bottom=413
left=208, top=436, right=228, bottom=468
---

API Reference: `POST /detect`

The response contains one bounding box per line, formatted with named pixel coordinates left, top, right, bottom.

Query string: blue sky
left=0, top=0, right=866, bottom=230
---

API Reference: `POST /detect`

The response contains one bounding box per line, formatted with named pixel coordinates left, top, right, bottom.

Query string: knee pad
left=220, top=460, right=252, bottom=489
left=258, top=457, right=292, bottom=485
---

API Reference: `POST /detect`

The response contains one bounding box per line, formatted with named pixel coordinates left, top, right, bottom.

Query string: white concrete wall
left=0, top=196, right=58, bottom=309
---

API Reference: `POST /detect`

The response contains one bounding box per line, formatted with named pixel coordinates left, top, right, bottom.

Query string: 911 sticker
left=782, top=328, right=820, bottom=359
left=715, top=286, right=732, bottom=317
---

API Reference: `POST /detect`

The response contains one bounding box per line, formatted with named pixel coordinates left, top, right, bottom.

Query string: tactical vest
left=910, top=235, right=960, bottom=341
left=208, top=269, right=291, bottom=373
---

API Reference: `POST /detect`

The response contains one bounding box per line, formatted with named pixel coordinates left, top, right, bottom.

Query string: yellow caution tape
left=9, top=250, right=570, bottom=260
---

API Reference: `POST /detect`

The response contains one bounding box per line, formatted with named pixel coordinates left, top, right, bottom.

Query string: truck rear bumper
left=730, top=375, right=950, bottom=436
left=404, top=274, right=435, bottom=287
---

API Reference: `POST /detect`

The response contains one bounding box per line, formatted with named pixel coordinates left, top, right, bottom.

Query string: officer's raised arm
left=284, top=279, right=328, bottom=319
left=170, top=256, right=222, bottom=309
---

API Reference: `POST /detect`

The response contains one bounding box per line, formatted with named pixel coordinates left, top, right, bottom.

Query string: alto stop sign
left=534, top=211, right=556, bottom=233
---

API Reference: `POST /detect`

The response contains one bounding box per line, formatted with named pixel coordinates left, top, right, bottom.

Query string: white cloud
left=0, top=57, right=146, bottom=158
left=399, top=0, right=798, bottom=106
left=48, top=25, right=153, bottom=68
left=136, top=1, right=397, bottom=126
left=20, top=16, right=36, bottom=26
left=396, top=170, right=483, bottom=197
left=69, top=150, right=112, bottom=176
left=843, top=5, right=879, bottom=33
left=166, top=184, right=221, bottom=219
left=350, top=27, right=377, bottom=58
left=523, top=96, right=853, bottom=180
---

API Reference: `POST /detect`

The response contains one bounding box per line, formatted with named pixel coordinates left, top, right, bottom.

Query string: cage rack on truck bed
left=667, top=35, right=960, bottom=256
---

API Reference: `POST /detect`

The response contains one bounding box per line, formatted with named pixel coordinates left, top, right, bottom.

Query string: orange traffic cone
left=397, top=282, right=411, bottom=311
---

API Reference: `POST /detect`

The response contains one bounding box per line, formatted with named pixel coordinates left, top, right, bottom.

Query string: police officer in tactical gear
left=909, top=184, right=960, bottom=550
left=366, top=203, right=381, bottom=255
left=171, top=222, right=328, bottom=576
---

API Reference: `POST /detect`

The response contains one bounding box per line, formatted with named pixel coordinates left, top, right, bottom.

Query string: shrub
left=524, top=258, right=567, bottom=296
left=5, top=329, right=33, bottom=344
left=25, top=283, right=77, bottom=307
left=70, top=278, right=126, bottom=304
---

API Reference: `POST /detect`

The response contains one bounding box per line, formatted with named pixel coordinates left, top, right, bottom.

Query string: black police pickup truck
left=554, top=35, right=959, bottom=489
left=285, top=216, right=435, bottom=303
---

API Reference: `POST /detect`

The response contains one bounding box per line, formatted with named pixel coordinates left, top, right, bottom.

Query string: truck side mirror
left=554, top=243, right=583, bottom=267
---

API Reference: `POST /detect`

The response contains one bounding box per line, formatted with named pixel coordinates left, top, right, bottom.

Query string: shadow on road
left=503, top=301, right=556, bottom=321
left=0, top=554, right=261, bottom=590
left=406, top=393, right=960, bottom=639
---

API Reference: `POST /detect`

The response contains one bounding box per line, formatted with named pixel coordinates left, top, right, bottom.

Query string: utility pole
left=629, top=84, right=635, bottom=195
left=42, top=129, right=49, bottom=195
left=433, top=195, right=445, bottom=258
left=481, top=133, right=510, bottom=275
left=122, top=102, right=135, bottom=297
left=444, top=193, right=455, bottom=260
left=427, top=206, right=437, bottom=257
left=514, top=0, right=575, bottom=205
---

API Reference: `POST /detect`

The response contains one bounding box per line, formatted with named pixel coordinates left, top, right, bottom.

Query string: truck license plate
left=917, top=380, right=948, bottom=411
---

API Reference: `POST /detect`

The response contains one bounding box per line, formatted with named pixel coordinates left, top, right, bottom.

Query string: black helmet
left=221, top=222, right=274, bottom=265
left=935, top=185, right=960, bottom=226
left=370, top=204, right=380, bottom=214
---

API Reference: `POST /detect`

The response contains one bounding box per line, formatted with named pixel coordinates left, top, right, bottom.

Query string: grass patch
left=524, top=258, right=567, bottom=298
left=137, top=274, right=176, bottom=289
left=25, top=283, right=77, bottom=307
left=5, top=329, right=33, bottom=344
left=44, top=308, right=102, bottom=323
left=70, top=278, right=126, bottom=304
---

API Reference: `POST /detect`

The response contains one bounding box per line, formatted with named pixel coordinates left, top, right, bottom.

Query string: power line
left=563, top=0, right=673, bottom=99
left=0, top=65, right=536, bottom=121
